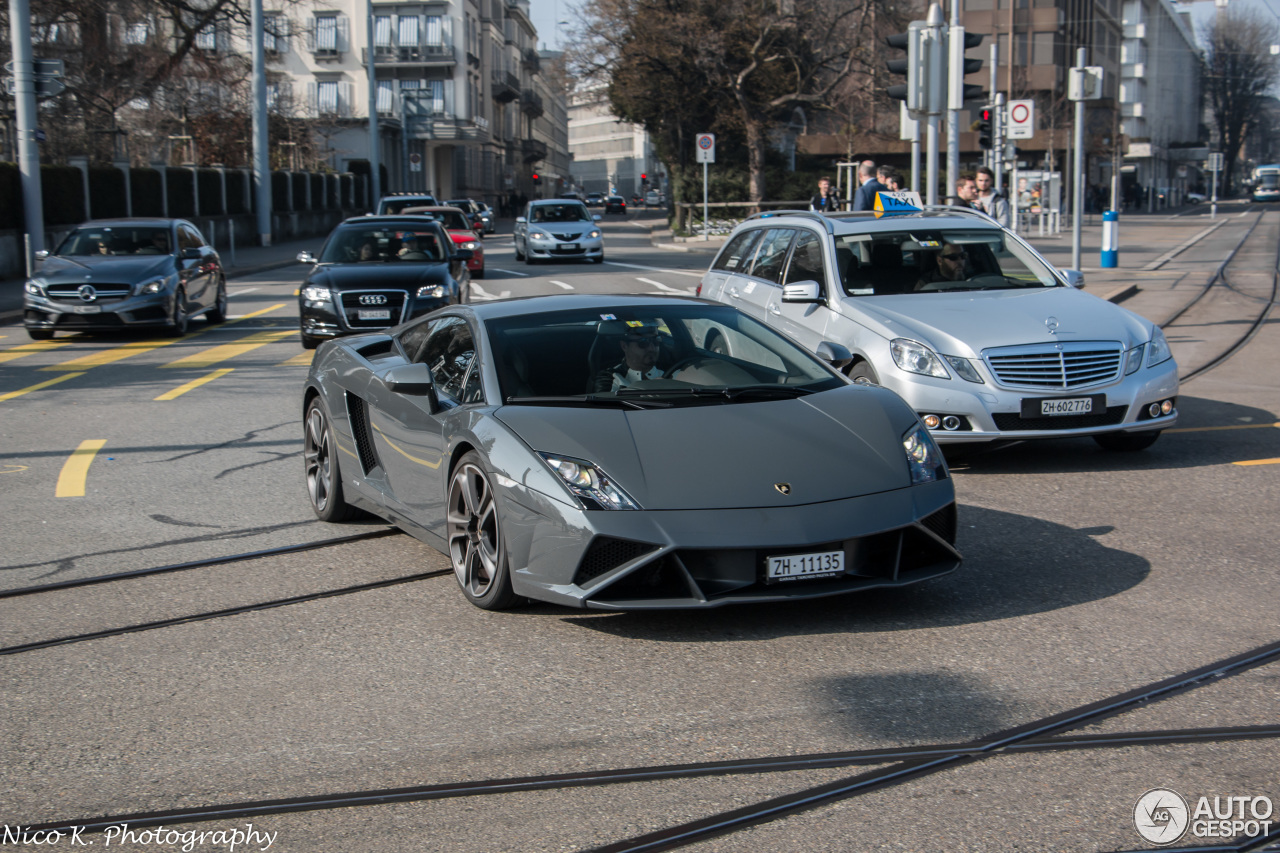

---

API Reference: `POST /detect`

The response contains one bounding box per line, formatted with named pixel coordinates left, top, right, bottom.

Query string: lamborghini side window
left=397, top=320, right=433, bottom=362
left=420, top=316, right=476, bottom=405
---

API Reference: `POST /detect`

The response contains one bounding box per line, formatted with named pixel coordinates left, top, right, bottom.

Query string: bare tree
left=1203, top=9, right=1280, bottom=192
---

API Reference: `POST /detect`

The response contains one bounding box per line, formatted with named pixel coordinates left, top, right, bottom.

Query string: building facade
left=566, top=85, right=658, bottom=198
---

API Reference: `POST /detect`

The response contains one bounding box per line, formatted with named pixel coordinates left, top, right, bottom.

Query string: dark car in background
left=296, top=216, right=471, bottom=349
left=376, top=193, right=439, bottom=215
left=23, top=218, right=226, bottom=340
left=604, top=195, right=627, bottom=214
left=585, top=192, right=604, bottom=207
left=446, top=198, right=487, bottom=233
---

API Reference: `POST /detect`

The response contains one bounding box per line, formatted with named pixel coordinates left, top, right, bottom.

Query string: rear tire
left=167, top=286, right=189, bottom=337
left=304, top=397, right=360, bottom=522
left=447, top=452, right=522, bottom=610
left=845, top=360, right=879, bottom=385
left=1094, top=430, right=1161, bottom=451
left=301, top=334, right=320, bottom=350
left=26, top=328, right=54, bottom=341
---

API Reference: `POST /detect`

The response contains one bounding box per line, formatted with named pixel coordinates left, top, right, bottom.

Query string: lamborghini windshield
left=834, top=228, right=1062, bottom=296
left=486, top=304, right=844, bottom=404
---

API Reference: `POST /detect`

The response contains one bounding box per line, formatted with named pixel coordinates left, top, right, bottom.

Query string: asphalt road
left=0, top=208, right=1277, bottom=853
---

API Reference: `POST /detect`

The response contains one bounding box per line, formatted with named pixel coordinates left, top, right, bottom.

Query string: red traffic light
left=532, top=173, right=539, bottom=180
left=641, top=173, right=646, bottom=180
left=981, top=108, right=992, bottom=122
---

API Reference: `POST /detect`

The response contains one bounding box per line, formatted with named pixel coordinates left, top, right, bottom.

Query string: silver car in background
left=513, top=199, right=605, bottom=264
left=698, top=208, right=1178, bottom=451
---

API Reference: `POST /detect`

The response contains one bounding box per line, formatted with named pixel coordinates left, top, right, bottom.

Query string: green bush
left=0, top=162, right=21, bottom=230
left=42, top=165, right=86, bottom=225
left=198, top=169, right=224, bottom=216
left=89, top=167, right=127, bottom=219
left=166, top=168, right=195, bottom=218
left=131, top=168, right=163, bottom=217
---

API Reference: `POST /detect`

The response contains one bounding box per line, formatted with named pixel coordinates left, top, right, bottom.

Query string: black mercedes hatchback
left=296, top=216, right=472, bottom=349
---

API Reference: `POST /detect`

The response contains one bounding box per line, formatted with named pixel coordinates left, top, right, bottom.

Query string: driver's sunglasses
left=625, top=335, right=660, bottom=347
left=941, top=250, right=967, bottom=260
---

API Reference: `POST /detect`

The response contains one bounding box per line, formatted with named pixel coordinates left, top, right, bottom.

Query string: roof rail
left=742, top=210, right=835, bottom=234
left=919, top=205, right=997, bottom=223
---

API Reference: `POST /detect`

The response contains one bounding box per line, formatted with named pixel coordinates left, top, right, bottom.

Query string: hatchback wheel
left=168, top=286, right=189, bottom=336
left=207, top=278, right=228, bottom=323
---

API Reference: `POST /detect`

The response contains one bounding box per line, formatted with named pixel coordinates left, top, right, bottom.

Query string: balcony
left=492, top=71, right=520, bottom=103
left=520, top=89, right=543, bottom=118
left=404, top=116, right=492, bottom=143
left=363, top=39, right=454, bottom=67
left=521, top=138, right=547, bottom=163
left=522, top=47, right=540, bottom=73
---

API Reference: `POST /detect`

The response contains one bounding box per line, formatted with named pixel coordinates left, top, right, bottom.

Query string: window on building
left=965, top=0, right=994, bottom=10
left=318, top=80, right=339, bottom=114
left=430, top=79, right=445, bottom=114
left=125, top=22, right=149, bottom=44
left=266, top=82, right=279, bottom=110
left=377, top=80, right=394, bottom=113
left=1032, top=31, right=1055, bottom=65
left=315, top=15, right=338, bottom=51
left=264, top=15, right=288, bottom=52
left=425, top=15, right=442, bottom=46
left=373, top=16, right=392, bottom=47
left=398, top=15, right=419, bottom=47
left=195, top=25, right=217, bottom=50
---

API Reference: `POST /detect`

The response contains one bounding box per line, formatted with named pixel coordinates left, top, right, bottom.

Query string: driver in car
left=596, top=321, right=666, bottom=391
left=916, top=241, right=968, bottom=289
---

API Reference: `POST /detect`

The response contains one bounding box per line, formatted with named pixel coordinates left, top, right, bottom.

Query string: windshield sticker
left=600, top=314, right=617, bottom=321
left=625, top=320, right=645, bottom=328
left=916, top=239, right=941, bottom=248
left=848, top=288, right=875, bottom=296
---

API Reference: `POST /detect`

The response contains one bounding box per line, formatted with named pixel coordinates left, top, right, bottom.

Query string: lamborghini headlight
left=903, top=424, right=946, bottom=484
left=1145, top=326, right=1172, bottom=368
left=891, top=338, right=950, bottom=379
left=539, top=453, right=640, bottom=510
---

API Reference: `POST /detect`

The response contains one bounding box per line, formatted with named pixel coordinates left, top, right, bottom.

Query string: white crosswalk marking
left=637, top=277, right=678, bottom=291
left=603, top=261, right=704, bottom=278
left=549, top=280, right=574, bottom=290
left=488, top=267, right=530, bottom=276
left=469, top=283, right=510, bottom=301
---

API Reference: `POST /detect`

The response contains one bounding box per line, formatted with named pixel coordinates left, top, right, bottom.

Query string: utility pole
left=366, top=0, right=381, bottom=207
left=10, top=0, right=44, bottom=272
left=1071, top=47, right=1086, bottom=271
left=251, top=0, right=271, bottom=246
left=946, top=0, right=961, bottom=204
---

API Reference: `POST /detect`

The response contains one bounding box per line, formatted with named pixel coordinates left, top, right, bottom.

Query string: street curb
left=1101, top=283, right=1140, bottom=304
left=226, top=258, right=301, bottom=280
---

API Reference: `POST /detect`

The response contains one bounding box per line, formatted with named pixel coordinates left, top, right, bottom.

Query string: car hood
left=37, top=254, right=174, bottom=283
left=848, top=287, right=1153, bottom=355
left=495, top=386, right=916, bottom=511
left=306, top=262, right=449, bottom=290
left=528, top=222, right=596, bottom=237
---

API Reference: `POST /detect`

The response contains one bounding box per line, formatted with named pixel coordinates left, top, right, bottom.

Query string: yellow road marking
left=280, top=351, right=314, bottom=367
left=293, top=288, right=300, bottom=296
left=0, top=339, right=71, bottom=363
left=162, top=330, right=296, bottom=369
left=1233, top=458, right=1280, bottom=466
left=233, top=303, right=287, bottom=321
left=1167, top=422, right=1280, bottom=433
left=0, top=372, right=86, bottom=402
left=56, top=439, right=107, bottom=497
left=0, top=464, right=28, bottom=474
left=155, top=368, right=235, bottom=401
left=371, top=423, right=442, bottom=468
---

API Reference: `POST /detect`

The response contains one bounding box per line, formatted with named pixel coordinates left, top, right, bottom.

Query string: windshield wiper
left=504, top=395, right=671, bottom=410
left=614, top=385, right=813, bottom=401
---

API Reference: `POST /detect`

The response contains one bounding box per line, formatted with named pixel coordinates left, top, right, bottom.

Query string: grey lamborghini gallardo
left=302, top=295, right=960, bottom=610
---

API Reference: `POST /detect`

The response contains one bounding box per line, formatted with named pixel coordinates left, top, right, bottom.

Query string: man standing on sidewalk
left=852, top=162, right=887, bottom=211
left=974, top=166, right=1011, bottom=227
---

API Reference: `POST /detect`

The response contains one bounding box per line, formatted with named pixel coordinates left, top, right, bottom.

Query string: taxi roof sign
left=873, top=191, right=924, bottom=216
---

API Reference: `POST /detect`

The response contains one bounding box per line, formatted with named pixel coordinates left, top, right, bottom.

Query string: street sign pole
left=9, top=0, right=45, bottom=272
left=696, top=133, right=715, bottom=240
left=703, top=160, right=708, bottom=241
left=1071, top=48, right=1086, bottom=271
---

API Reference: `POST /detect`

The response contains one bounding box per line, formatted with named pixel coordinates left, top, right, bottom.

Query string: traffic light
left=532, top=173, right=540, bottom=184
left=947, top=27, right=986, bottom=110
left=973, top=107, right=993, bottom=150
left=886, top=22, right=928, bottom=113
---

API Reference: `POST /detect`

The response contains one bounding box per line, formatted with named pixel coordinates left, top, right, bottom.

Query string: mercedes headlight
left=1124, top=343, right=1146, bottom=375
left=417, top=284, right=445, bottom=298
left=1145, top=326, right=1172, bottom=368
left=540, top=453, right=640, bottom=510
left=135, top=276, right=169, bottom=295
left=942, top=354, right=984, bottom=384
left=24, top=279, right=46, bottom=297
left=301, top=284, right=332, bottom=302
left=891, top=338, right=950, bottom=379
left=903, top=425, right=946, bottom=484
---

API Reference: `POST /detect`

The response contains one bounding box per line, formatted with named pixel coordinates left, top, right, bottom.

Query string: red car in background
left=403, top=206, right=485, bottom=278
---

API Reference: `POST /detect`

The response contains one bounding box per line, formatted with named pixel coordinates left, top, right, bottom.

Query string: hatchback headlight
left=540, top=453, right=639, bottom=510
left=135, top=276, right=169, bottom=295
left=587, top=230, right=602, bottom=239
left=461, top=241, right=479, bottom=250
left=301, top=284, right=332, bottom=302
left=891, top=338, right=950, bottom=379
left=24, top=279, right=46, bottom=297
left=528, top=230, right=549, bottom=240
left=417, top=284, right=444, bottom=298
left=903, top=425, right=946, bottom=484
left=1145, top=326, right=1172, bottom=367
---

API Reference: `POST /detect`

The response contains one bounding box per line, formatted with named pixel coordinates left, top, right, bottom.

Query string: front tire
left=26, top=327, right=54, bottom=341
left=513, top=241, right=525, bottom=261
left=845, top=360, right=879, bottom=385
left=1094, top=430, right=1161, bottom=452
left=206, top=278, right=228, bottom=324
left=167, top=286, right=189, bottom=336
left=304, top=398, right=360, bottom=522
left=447, top=452, right=521, bottom=610
left=301, top=334, right=320, bottom=350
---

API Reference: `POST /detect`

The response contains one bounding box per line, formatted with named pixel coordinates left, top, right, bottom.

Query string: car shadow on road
left=555, top=504, right=1148, bottom=641
left=944, top=395, right=1278, bottom=475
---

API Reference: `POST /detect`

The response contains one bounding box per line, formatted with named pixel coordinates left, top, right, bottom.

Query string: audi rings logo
left=78, top=285, right=98, bottom=303
left=359, top=294, right=388, bottom=306
left=1134, top=789, right=1190, bottom=845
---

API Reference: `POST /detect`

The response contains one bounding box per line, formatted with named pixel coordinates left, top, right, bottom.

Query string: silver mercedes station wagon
left=698, top=208, right=1178, bottom=451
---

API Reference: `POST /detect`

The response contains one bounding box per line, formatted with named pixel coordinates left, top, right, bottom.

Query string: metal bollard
left=1100, top=210, right=1118, bottom=268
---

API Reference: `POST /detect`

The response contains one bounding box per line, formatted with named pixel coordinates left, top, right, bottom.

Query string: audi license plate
left=72, top=305, right=102, bottom=314
left=358, top=309, right=391, bottom=321
left=1021, top=394, right=1104, bottom=417
left=766, top=550, right=844, bottom=583
left=557, top=243, right=578, bottom=251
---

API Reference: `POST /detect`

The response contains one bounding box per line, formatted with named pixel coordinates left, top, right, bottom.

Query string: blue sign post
left=1101, top=210, right=1118, bottom=268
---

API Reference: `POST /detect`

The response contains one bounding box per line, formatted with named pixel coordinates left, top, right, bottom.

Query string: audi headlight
left=587, top=230, right=601, bottom=239
left=539, top=453, right=640, bottom=510
left=529, top=230, right=549, bottom=240
left=903, top=425, right=946, bottom=484
left=891, top=338, right=950, bottom=379
left=417, top=284, right=445, bottom=298
left=24, top=279, right=46, bottom=297
left=942, top=355, right=984, bottom=384
left=135, top=276, right=169, bottom=295
left=1145, top=326, right=1172, bottom=368
left=301, top=284, right=332, bottom=302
